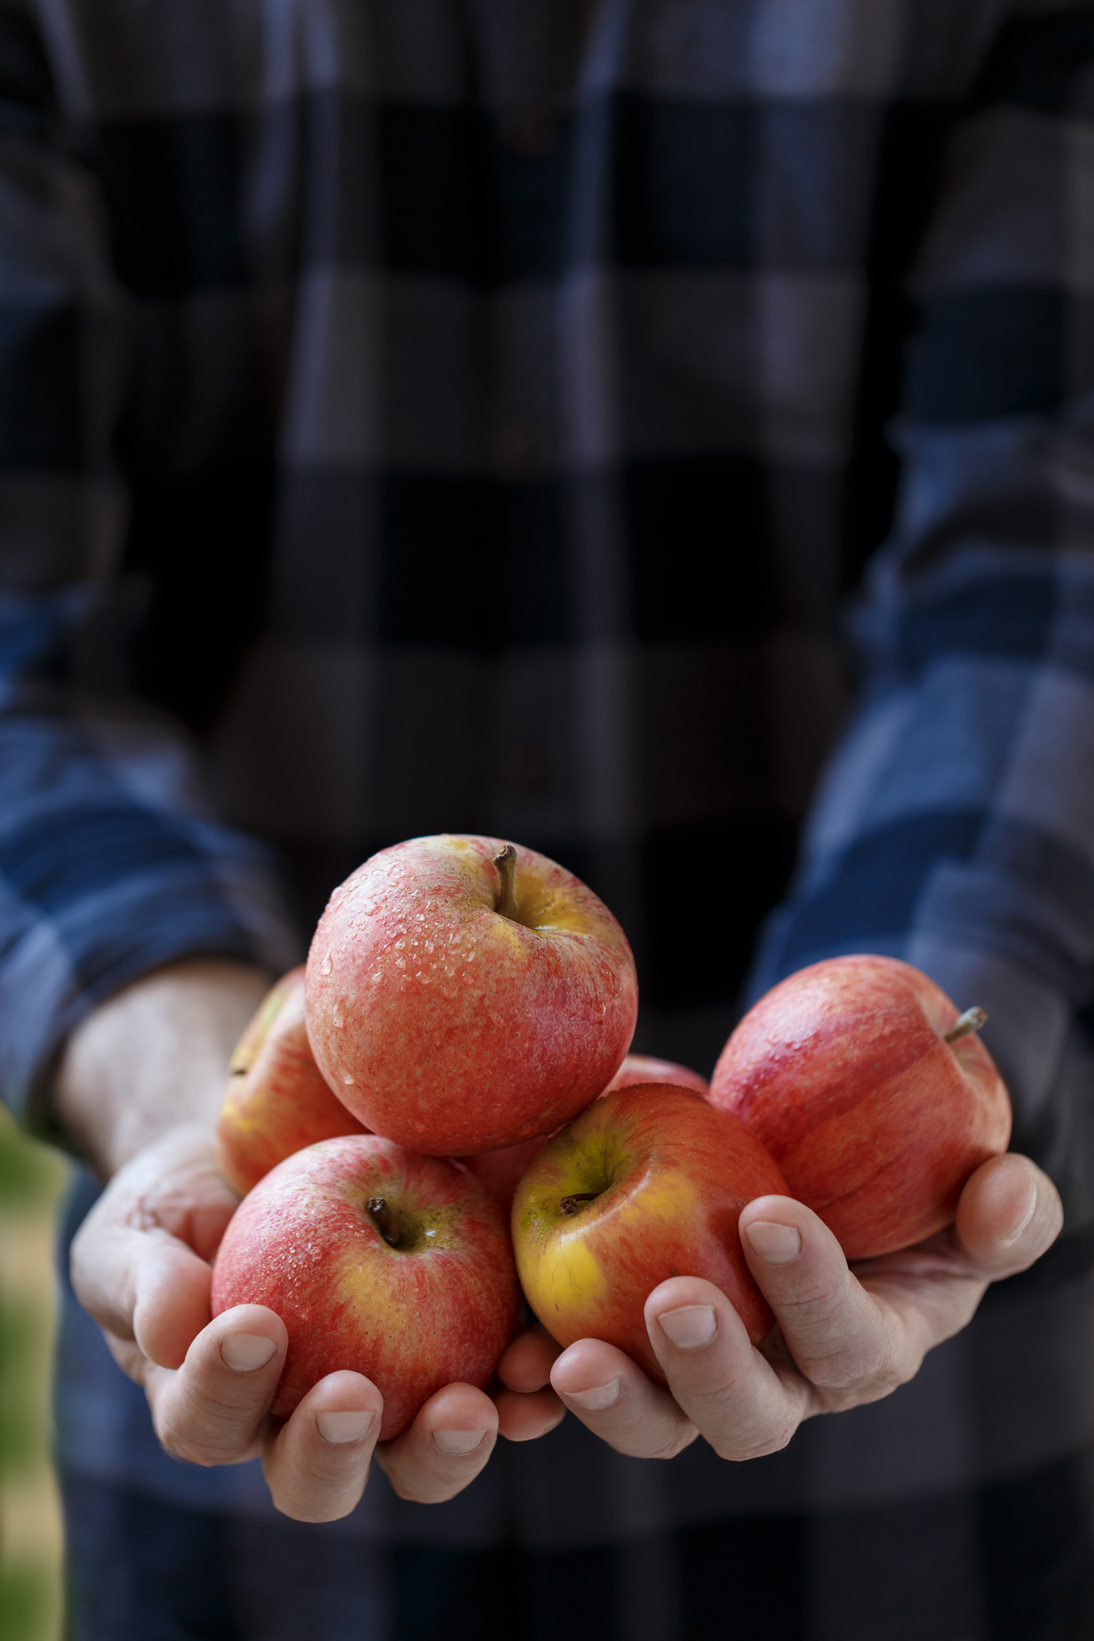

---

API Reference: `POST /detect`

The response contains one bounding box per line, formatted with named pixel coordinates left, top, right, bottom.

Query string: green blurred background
left=0, top=1107, right=66, bottom=1641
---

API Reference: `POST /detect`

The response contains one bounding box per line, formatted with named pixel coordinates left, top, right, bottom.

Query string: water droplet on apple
left=342, top=1074, right=354, bottom=1086
left=321, top=952, right=333, bottom=975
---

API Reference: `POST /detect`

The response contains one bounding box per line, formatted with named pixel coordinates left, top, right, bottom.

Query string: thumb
left=69, top=1128, right=238, bottom=1373
left=132, top=1237, right=215, bottom=1369
left=72, top=1204, right=216, bottom=1371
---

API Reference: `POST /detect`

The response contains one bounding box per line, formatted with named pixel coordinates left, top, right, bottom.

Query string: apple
left=462, top=1054, right=710, bottom=1211
left=211, top=1134, right=520, bottom=1440
left=460, top=1137, right=550, bottom=1214
left=511, top=1083, right=789, bottom=1381
left=305, top=835, right=638, bottom=1155
left=603, top=1053, right=709, bottom=1097
left=709, top=955, right=1012, bottom=1259
left=216, top=968, right=368, bottom=1196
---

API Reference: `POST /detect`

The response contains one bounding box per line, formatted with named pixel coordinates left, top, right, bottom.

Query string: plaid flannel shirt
left=7, top=0, right=1094, bottom=1545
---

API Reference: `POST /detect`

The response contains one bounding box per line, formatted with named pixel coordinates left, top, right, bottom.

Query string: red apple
left=461, top=1054, right=710, bottom=1212
left=709, top=955, right=1012, bottom=1260
left=511, top=1084, right=788, bottom=1382
left=216, top=968, right=368, bottom=1196
left=305, top=835, right=638, bottom=1155
left=460, top=1137, right=550, bottom=1213
left=211, top=1134, right=520, bottom=1440
left=603, top=1053, right=709, bottom=1097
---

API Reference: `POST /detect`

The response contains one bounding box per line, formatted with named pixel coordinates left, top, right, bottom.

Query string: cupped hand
left=498, top=1152, right=1063, bottom=1462
left=69, top=1126, right=565, bottom=1521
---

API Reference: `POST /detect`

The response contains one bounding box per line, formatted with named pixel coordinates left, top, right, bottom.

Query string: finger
left=494, top=1385, right=567, bottom=1441
left=148, top=1304, right=287, bottom=1467
left=739, top=1197, right=937, bottom=1395
left=497, top=1326, right=562, bottom=1393
left=643, top=1276, right=809, bottom=1458
left=954, top=1153, right=1063, bottom=1277
left=375, top=1383, right=499, bottom=1504
left=483, top=1327, right=567, bottom=1442
left=550, top=1336, right=699, bottom=1459
left=262, top=1371, right=382, bottom=1522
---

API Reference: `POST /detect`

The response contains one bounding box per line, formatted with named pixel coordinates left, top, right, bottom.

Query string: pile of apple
left=212, top=834, right=1011, bottom=1437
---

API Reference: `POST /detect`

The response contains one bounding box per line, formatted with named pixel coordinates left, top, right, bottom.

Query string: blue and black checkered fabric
left=7, top=0, right=1094, bottom=1559
left=57, top=1451, right=1094, bottom=1641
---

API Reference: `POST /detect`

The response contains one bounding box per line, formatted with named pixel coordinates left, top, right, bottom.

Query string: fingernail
left=1002, top=1184, right=1038, bottom=1245
left=658, top=1304, right=717, bottom=1350
left=317, top=1410, right=375, bottom=1445
left=744, top=1221, right=802, bottom=1265
left=432, top=1428, right=489, bottom=1455
left=221, top=1333, right=277, bottom=1372
left=564, top=1380, right=620, bottom=1412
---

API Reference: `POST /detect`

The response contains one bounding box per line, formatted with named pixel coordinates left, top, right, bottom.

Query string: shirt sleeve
left=0, top=9, right=297, bottom=1128
left=752, top=5, right=1094, bottom=1223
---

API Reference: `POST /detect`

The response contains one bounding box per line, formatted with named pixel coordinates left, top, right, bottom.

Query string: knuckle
left=874, top=1359, right=914, bottom=1398
left=156, top=1401, right=250, bottom=1466
left=269, top=1498, right=327, bottom=1524
left=680, top=1365, right=752, bottom=1415
left=797, top=1330, right=890, bottom=1391
left=800, top=1351, right=869, bottom=1391
left=265, top=1473, right=360, bottom=1523
left=156, top=1422, right=221, bottom=1467
left=776, top=1275, right=844, bottom=1321
left=387, top=1471, right=445, bottom=1503
left=296, top=1453, right=367, bottom=1499
left=154, top=1396, right=252, bottom=1467
left=419, top=1483, right=465, bottom=1505
left=811, top=1343, right=910, bottom=1401
left=874, top=1348, right=919, bottom=1397
left=377, top=1449, right=463, bottom=1505
left=643, top=1426, right=699, bottom=1462
left=589, top=1399, right=698, bottom=1462
left=711, top=1411, right=799, bottom=1462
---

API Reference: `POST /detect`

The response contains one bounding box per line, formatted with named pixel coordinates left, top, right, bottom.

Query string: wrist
left=56, top=958, right=273, bottom=1175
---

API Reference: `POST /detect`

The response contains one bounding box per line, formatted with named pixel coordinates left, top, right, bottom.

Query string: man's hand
left=497, top=1151, right=1063, bottom=1461
left=69, top=1124, right=564, bottom=1520
left=58, top=960, right=565, bottom=1523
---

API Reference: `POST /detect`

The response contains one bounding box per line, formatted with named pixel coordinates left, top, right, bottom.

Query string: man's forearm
left=56, top=958, right=273, bottom=1175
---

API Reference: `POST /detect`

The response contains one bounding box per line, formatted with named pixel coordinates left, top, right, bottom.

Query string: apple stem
left=559, top=1192, right=599, bottom=1215
left=366, top=1196, right=400, bottom=1247
left=944, top=1006, right=988, bottom=1044
left=493, top=844, right=519, bottom=922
